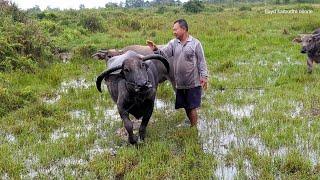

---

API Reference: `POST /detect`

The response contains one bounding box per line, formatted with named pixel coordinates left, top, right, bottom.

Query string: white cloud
left=10, top=0, right=123, bottom=10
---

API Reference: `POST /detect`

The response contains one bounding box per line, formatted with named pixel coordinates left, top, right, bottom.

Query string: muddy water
left=198, top=92, right=318, bottom=179
left=0, top=130, right=17, bottom=144
left=42, top=77, right=94, bottom=104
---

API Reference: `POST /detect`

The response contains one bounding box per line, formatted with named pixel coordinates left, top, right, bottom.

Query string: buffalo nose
left=137, top=80, right=148, bottom=87
left=301, top=50, right=306, bottom=54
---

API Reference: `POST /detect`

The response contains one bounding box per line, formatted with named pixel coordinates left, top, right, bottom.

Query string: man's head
left=173, top=19, right=188, bottom=40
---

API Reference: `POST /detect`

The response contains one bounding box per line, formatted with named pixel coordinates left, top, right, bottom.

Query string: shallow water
left=60, top=78, right=93, bottom=93
left=198, top=114, right=318, bottom=179
left=0, top=131, right=17, bottom=144
left=220, top=104, right=255, bottom=119
left=42, top=77, right=93, bottom=105
left=215, top=163, right=237, bottom=180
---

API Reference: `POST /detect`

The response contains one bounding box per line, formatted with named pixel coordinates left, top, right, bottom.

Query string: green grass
left=1, top=3, right=320, bottom=179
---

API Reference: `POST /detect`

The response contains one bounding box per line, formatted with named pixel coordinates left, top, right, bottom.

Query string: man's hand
left=146, top=40, right=158, bottom=51
left=200, top=77, right=208, bottom=90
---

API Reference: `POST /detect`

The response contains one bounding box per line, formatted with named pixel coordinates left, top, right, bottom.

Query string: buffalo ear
left=119, top=70, right=125, bottom=78
left=292, top=36, right=302, bottom=43
left=119, top=64, right=125, bottom=77
left=144, top=63, right=149, bottom=69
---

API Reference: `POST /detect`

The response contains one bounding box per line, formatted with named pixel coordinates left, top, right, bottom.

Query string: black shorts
left=175, top=86, right=202, bottom=110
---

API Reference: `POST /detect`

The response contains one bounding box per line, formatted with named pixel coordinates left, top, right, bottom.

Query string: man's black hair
left=174, top=19, right=188, bottom=32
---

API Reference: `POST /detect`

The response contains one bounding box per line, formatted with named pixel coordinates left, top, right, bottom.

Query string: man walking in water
left=147, top=19, right=209, bottom=126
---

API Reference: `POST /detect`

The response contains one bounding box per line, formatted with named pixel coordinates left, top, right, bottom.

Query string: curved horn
left=92, top=52, right=102, bottom=58
left=98, top=50, right=109, bottom=53
left=96, top=65, right=122, bottom=93
left=312, top=33, right=320, bottom=39
left=142, top=55, right=170, bottom=73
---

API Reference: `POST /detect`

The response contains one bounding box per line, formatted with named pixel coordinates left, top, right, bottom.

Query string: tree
left=27, top=5, right=41, bottom=13
left=105, top=2, right=119, bottom=8
left=79, top=4, right=85, bottom=9
left=183, top=0, right=204, bottom=13
left=125, top=0, right=145, bottom=7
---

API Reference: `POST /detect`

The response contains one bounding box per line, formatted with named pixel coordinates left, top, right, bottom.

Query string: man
left=147, top=19, right=209, bottom=126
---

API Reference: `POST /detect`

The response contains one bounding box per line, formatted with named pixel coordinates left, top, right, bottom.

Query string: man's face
left=173, top=22, right=186, bottom=39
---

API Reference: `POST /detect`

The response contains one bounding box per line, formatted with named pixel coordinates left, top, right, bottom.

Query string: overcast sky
left=11, top=0, right=126, bottom=10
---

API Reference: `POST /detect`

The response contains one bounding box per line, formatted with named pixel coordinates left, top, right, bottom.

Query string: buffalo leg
left=118, top=106, right=138, bottom=144
left=139, top=102, right=154, bottom=141
left=307, top=58, right=313, bottom=73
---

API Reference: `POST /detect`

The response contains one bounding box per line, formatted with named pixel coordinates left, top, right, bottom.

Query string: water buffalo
left=96, top=51, right=170, bottom=144
left=93, top=45, right=176, bottom=91
left=293, top=29, right=320, bottom=73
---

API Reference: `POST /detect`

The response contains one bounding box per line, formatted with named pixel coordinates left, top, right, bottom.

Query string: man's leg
left=185, top=108, right=198, bottom=126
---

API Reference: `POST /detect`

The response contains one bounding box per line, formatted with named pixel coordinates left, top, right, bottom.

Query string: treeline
left=21, top=0, right=320, bottom=10
left=122, top=0, right=320, bottom=8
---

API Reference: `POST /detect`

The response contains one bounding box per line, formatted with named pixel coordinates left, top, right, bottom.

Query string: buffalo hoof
left=139, top=129, right=146, bottom=141
left=129, top=135, right=138, bottom=144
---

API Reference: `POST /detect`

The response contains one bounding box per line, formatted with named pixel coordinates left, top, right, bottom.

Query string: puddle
left=258, top=60, right=268, bottom=66
left=42, top=77, right=93, bottom=104
left=0, top=131, right=17, bottom=144
left=220, top=104, right=255, bottom=119
left=1, top=173, right=9, bottom=180
left=295, top=135, right=318, bottom=166
left=236, top=61, right=251, bottom=66
left=69, top=110, right=90, bottom=120
left=42, top=94, right=61, bottom=104
left=36, top=157, right=87, bottom=177
left=244, top=159, right=255, bottom=179
left=288, top=101, right=304, bottom=118
left=215, top=163, right=237, bottom=180
left=235, top=89, right=265, bottom=99
left=212, top=74, right=228, bottom=81
left=51, top=128, right=69, bottom=141
left=24, top=154, right=40, bottom=178
left=21, top=154, right=87, bottom=178
left=198, top=115, right=319, bottom=179
left=87, top=143, right=117, bottom=160
left=155, top=99, right=170, bottom=109
left=60, top=78, right=93, bottom=93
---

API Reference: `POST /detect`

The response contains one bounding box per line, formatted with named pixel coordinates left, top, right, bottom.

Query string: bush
left=239, top=6, right=252, bottom=11
left=0, top=56, right=37, bottom=73
left=81, top=15, right=104, bottom=32
left=183, top=0, right=204, bottom=13
left=156, top=6, right=167, bottom=14
left=117, top=18, right=142, bottom=31
left=76, top=44, right=97, bottom=57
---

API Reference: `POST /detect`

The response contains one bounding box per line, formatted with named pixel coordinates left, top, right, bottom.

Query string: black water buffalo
left=92, top=45, right=176, bottom=91
left=293, top=28, right=320, bottom=73
left=96, top=51, right=169, bottom=144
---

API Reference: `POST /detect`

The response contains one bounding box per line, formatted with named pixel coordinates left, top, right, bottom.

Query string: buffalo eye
left=124, top=68, right=129, bottom=73
left=141, top=63, right=148, bottom=69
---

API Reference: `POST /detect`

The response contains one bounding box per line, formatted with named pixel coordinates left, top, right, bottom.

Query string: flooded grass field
left=1, top=3, right=320, bottom=179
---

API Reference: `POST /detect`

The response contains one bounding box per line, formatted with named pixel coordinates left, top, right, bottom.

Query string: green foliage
left=0, top=56, right=37, bottom=73
left=36, top=12, right=58, bottom=21
left=0, top=7, right=55, bottom=72
left=80, top=14, right=104, bottom=32
left=183, top=0, right=204, bottom=13
left=281, top=151, right=312, bottom=175
left=75, top=44, right=97, bottom=57
left=156, top=6, right=167, bottom=14
left=0, top=0, right=27, bottom=23
left=239, top=6, right=252, bottom=11
left=117, top=18, right=142, bottom=31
